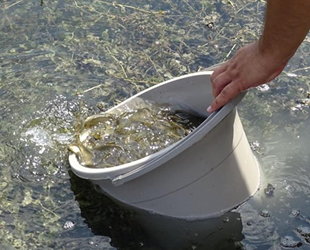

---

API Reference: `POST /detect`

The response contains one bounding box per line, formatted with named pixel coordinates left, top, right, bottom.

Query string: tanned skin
left=208, top=0, right=310, bottom=113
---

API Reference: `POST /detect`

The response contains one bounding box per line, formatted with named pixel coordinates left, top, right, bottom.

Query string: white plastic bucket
left=69, top=70, right=260, bottom=219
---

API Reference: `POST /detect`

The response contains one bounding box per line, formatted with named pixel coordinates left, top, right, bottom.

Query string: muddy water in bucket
left=69, top=99, right=205, bottom=168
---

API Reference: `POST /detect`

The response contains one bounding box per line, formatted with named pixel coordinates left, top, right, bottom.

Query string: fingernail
left=207, top=106, right=212, bottom=113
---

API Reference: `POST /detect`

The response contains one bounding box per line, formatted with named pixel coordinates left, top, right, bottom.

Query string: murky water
left=69, top=99, right=205, bottom=168
left=1, top=0, right=310, bottom=249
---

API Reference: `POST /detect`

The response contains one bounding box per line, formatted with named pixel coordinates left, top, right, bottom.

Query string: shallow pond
left=1, top=0, right=310, bottom=249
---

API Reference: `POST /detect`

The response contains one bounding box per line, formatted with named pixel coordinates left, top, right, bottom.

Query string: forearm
left=209, top=0, right=310, bottom=112
left=259, top=0, right=310, bottom=65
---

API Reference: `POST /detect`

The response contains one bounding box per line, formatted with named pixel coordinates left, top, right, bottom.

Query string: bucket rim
left=68, top=70, right=245, bottom=182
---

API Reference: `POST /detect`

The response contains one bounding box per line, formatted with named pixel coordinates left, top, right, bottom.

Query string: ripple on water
left=49, top=236, right=116, bottom=250
left=296, top=226, right=310, bottom=238
left=290, top=209, right=301, bottom=218
left=239, top=203, right=279, bottom=247
left=280, top=236, right=302, bottom=248
left=259, top=210, right=271, bottom=218
left=10, top=95, right=80, bottom=183
left=22, top=126, right=73, bottom=153
left=259, top=150, right=310, bottom=202
left=264, top=183, right=275, bottom=197
left=63, top=220, right=75, bottom=230
left=1, top=0, right=310, bottom=248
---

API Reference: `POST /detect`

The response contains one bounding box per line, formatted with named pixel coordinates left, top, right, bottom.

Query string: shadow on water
left=70, top=172, right=245, bottom=250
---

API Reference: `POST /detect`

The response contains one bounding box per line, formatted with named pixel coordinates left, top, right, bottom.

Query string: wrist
left=257, top=38, right=291, bottom=70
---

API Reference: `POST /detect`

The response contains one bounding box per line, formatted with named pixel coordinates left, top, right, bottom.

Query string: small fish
left=69, top=99, right=206, bottom=168
left=264, top=183, right=275, bottom=197
left=93, top=143, right=123, bottom=151
left=83, top=114, right=114, bottom=129
left=68, top=143, right=95, bottom=167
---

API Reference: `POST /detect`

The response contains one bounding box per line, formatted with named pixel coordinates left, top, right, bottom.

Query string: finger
left=211, top=71, right=232, bottom=97
left=210, top=63, right=227, bottom=83
left=208, top=82, right=241, bottom=112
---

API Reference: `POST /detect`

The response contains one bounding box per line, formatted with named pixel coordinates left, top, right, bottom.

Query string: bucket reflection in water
left=133, top=209, right=244, bottom=250
left=70, top=173, right=244, bottom=250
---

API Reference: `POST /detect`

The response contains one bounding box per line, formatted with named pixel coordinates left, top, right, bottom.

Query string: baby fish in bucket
left=69, top=99, right=206, bottom=169
left=68, top=70, right=260, bottom=219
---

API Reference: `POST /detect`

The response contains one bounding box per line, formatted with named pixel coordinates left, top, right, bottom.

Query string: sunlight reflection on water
left=1, top=0, right=310, bottom=249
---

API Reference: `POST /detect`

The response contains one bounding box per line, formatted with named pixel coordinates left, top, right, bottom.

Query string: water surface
left=1, top=0, right=310, bottom=249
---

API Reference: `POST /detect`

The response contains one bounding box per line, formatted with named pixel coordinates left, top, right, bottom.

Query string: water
left=1, top=0, right=310, bottom=249
left=69, top=99, right=205, bottom=168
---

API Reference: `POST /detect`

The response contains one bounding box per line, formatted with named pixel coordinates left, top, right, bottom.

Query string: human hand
left=207, top=41, right=287, bottom=113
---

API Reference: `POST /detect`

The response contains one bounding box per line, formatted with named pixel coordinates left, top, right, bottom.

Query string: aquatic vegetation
left=1, top=0, right=310, bottom=249
left=69, top=99, right=205, bottom=168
